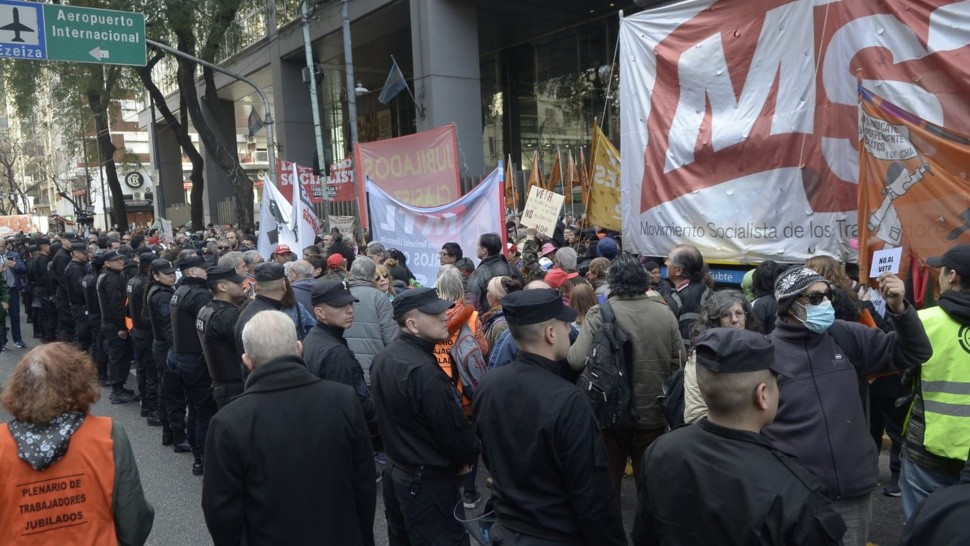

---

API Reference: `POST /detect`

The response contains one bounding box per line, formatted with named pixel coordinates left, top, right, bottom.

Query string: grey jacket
left=568, top=293, right=685, bottom=429
left=345, top=280, right=398, bottom=385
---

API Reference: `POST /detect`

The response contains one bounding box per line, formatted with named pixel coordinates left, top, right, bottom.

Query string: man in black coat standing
left=302, top=279, right=378, bottom=441
left=474, top=289, right=626, bottom=545
left=233, top=262, right=287, bottom=366
left=98, top=250, right=139, bottom=404
left=202, top=310, right=376, bottom=545
left=371, top=287, right=480, bottom=545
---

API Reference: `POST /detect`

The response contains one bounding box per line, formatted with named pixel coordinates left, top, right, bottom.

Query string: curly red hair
left=1, top=343, right=100, bottom=424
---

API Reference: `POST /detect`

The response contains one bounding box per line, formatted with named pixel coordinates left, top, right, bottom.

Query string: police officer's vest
left=147, top=284, right=174, bottom=343
left=197, top=302, right=241, bottom=383
left=917, top=305, right=970, bottom=460
left=82, top=273, right=100, bottom=317
left=0, top=416, right=117, bottom=545
left=170, top=284, right=205, bottom=354
left=127, top=274, right=151, bottom=330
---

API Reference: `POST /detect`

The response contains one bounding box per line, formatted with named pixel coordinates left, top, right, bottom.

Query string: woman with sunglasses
left=372, top=264, right=395, bottom=300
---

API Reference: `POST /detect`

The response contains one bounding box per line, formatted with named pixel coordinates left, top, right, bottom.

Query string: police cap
left=501, top=289, right=577, bottom=326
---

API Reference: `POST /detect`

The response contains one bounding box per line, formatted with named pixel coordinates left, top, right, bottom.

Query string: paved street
left=1, top=310, right=906, bottom=545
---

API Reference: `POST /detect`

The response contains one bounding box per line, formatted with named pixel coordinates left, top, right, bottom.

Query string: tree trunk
left=138, top=53, right=206, bottom=229
left=86, top=89, right=128, bottom=233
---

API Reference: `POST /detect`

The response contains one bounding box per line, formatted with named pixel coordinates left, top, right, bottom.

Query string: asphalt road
left=0, top=310, right=905, bottom=545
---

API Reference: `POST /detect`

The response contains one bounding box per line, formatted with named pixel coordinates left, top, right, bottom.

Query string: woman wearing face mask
left=760, top=266, right=932, bottom=546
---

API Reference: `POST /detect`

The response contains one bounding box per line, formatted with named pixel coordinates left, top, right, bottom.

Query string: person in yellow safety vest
left=900, top=243, right=970, bottom=520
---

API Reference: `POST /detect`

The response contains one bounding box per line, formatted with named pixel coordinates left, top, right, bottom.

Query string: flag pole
left=392, top=55, right=425, bottom=117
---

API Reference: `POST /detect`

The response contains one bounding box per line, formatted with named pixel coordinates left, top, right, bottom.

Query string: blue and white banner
left=367, top=166, right=504, bottom=286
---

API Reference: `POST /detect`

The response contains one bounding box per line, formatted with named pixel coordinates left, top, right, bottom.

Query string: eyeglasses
left=802, top=290, right=833, bottom=305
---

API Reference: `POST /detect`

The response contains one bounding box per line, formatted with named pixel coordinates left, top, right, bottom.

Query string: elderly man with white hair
left=202, top=310, right=376, bottom=545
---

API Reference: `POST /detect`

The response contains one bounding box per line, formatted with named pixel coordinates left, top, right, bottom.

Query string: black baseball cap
left=694, top=328, right=782, bottom=375
left=207, top=266, right=246, bottom=284
left=102, top=250, right=124, bottom=262
left=927, top=244, right=970, bottom=277
left=501, top=289, right=578, bottom=325
left=312, top=279, right=359, bottom=306
left=253, top=262, right=285, bottom=281
left=150, top=259, right=176, bottom=275
left=392, top=287, right=454, bottom=320
left=178, top=255, right=207, bottom=272
left=139, top=252, right=157, bottom=263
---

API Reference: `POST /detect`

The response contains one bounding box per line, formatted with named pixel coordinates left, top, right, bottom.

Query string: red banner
left=327, top=158, right=356, bottom=202
left=275, top=159, right=323, bottom=204
left=354, top=124, right=461, bottom=228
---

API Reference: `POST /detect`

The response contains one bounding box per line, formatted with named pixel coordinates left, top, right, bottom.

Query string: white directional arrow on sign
left=88, top=47, right=110, bottom=60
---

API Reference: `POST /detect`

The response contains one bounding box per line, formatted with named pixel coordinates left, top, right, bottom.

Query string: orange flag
left=504, top=155, right=518, bottom=211
left=527, top=150, right=543, bottom=193
left=579, top=147, right=590, bottom=207
left=544, top=150, right=562, bottom=192
left=564, top=150, right=579, bottom=205
left=858, top=85, right=970, bottom=281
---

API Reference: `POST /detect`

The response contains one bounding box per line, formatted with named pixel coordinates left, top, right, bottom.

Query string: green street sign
left=0, top=0, right=145, bottom=67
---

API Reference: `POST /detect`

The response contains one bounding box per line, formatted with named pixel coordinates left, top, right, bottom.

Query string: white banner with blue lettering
left=367, top=166, right=504, bottom=286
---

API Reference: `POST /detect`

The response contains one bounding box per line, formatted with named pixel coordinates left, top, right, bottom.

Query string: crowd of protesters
left=0, top=214, right=968, bottom=545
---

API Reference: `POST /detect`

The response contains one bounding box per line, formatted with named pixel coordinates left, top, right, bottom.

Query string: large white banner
left=367, top=167, right=504, bottom=286
left=620, top=0, right=970, bottom=262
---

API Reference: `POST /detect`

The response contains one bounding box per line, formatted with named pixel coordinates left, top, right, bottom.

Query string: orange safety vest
left=0, top=416, right=118, bottom=545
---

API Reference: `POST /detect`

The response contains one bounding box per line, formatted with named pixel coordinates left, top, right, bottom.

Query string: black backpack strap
left=828, top=321, right=869, bottom=425
left=600, top=300, right=616, bottom=324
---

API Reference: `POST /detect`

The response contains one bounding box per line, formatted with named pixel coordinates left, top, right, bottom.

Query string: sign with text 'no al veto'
left=0, top=0, right=145, bottom=66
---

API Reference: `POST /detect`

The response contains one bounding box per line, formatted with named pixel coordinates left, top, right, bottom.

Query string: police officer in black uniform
left=170, top=254, right=217, bottom=476
left=147, top=258, right=191, bottom=452
left=631, top=328, right=846, bottom=545
left=63, top=242, right=91, bottom=352
left=233, top=261, right=286, bottom=368
left=129, top=252, right=160, bottom=426
left=50, top=233, right=75, bottom=342
left=474, top=289, right=627, bottom=545
left=83, top=253, right=108, bottom=382
left=28, top=238, right=56, bottom=342
left=97, top=250, right=139, bottom=404
left=197, top=265, right=247, bottom=410
left=370, top=287, right=480, bottom=544
left=303, top=279, right=379, bottom=441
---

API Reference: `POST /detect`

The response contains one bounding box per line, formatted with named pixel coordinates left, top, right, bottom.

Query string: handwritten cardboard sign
left=521, top=186, right=565, bottom=236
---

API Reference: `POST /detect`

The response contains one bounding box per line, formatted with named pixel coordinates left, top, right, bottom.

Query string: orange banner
left=858, top=86, right=970, bottom=281
left=355, top=124, right=461, bottom=228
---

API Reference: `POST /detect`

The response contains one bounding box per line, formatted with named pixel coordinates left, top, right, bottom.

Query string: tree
left=0, top=131, right=28, bottom=215
left=141, top=0, right=261, bottom=232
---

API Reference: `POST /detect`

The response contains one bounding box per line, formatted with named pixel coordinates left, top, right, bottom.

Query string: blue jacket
left=2, top=250, right=26, bottom=290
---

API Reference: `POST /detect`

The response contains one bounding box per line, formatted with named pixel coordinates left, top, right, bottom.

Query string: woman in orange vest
left=0, top=342, right=154, bottom=545
left=433, top=266, right=488, bottom=509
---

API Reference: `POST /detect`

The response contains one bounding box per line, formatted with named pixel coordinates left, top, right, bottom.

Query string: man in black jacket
left=128, top=252, right=160, bottom=426
left=63, top=243, right=91, bottom=352
left=197, top=266, right=247, bottom=410
left=371, top=287, right=479, bottom=545
left=465, top=233, right=524, bottom=311
left=632, top=328, right=845, bottom=545
left=475, top=289, right=626, bottom=545
left=233, top=262, right=286, bottom=367
left=171, top=255, right=216, bottom=476
left=98, top=250, right=139, bottom=404
left=147, top=258, right=190, bottom=452
left=83, top=253, right=108, bottom=382
left=303, top=279, right=379, bottom=441
left=202, top=310, right=376, bottom=545
left=50, top=234, right=75, bottom=342
left=28, top=237, right=56, bottom=342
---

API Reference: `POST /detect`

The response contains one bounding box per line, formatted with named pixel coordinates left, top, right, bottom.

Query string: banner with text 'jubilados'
left=620, top=0, right=970, bottom=262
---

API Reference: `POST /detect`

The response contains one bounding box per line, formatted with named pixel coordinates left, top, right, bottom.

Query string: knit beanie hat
left=597, top=237, right=618, bottom=260
left=774, top=266, right=828, bottom=308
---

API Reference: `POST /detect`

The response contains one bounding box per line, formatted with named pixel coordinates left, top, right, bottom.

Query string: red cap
left=544, top=269, right=579, bottom=289
left=327, top=253, right=346, bottom=268
left=274, top=244, right=291, bottom=254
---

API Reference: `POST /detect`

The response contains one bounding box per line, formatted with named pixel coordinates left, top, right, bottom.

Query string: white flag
left=257, top=174, right=297, bottom=260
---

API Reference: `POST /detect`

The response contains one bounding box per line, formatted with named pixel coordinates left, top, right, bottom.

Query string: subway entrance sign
left=0, top=0, right=145, bottom=66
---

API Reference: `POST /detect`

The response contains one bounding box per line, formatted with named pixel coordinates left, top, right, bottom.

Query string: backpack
left=450, top=324, right=487, bottom=399
left=577, top=301, right=638, bottom=429
left=660, top=368, right=686, bottom=430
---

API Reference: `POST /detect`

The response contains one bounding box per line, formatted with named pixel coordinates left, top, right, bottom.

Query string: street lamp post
left=299, top=0, right=331, bottom=231
left=341, top=0, right=363, bottom=242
